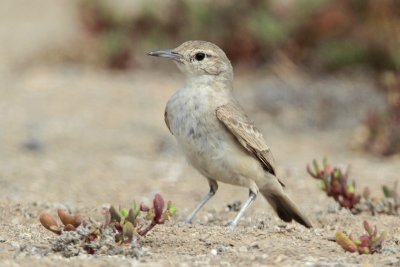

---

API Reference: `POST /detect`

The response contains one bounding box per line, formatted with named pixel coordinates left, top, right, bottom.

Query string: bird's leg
left=185, top=179, right=218, bottom=224
left=226, top=190, right=257, bottom=230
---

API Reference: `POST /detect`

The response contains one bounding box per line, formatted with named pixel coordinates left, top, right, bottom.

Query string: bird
left=147, top=40, right=312, bottom=229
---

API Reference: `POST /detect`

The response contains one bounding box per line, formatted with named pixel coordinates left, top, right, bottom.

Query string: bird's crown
left=148, top=40, right=233, bottom=79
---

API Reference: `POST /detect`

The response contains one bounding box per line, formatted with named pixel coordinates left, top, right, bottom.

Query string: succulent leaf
left=168, top=202, right=177, bottom=216
left=363, top=220, right=374, bottom=236
left=39, top=213, right=61, bottom=235
left=336, top=232, right=358, bottom=253
left=140, top=202, right=150, bottom=212
left=126, top=208, right=136, bottom=225
left=64, top=224, right=76, bottom=231
left=120, top=208, right=129, bottom=218
left=382, top=185, right=392, bottom=198
left=109, top=206, right=121, bottom=222
left=57, top=209, right=81, bottom=227
left=313, top=159, right=320, bottom=175
left=123, top=221, right=134, bottom=242
left=153, top=193, right=165, bottom=220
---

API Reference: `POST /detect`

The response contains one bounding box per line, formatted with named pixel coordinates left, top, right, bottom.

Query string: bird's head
left=147, top=40, right=233, bottom=81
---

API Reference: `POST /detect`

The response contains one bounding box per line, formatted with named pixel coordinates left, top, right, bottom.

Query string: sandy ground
left=0, top=64, right=399, bottom=267
left=1, top=1, right=400, bottom=266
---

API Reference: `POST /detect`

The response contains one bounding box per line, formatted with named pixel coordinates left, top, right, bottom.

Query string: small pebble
left=216, top=245, right=227, bottom=253
left=11, top=241, right=19, bottom=250
left=238, top=246, right=247, bottom=253
left=250, top=242, right=260, bottom=249
left=210, top=249, right=217, bottom=256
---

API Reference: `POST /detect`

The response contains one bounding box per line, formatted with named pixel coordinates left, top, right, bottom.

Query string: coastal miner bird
left=147, top=40, right=312, bottom=229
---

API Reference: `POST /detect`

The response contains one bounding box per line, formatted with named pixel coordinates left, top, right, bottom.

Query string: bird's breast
left=166, top=88, right=224, bottom=146
left=165, top=87, right=233, bottom=173
left=165, top=86, right=265, bottom=186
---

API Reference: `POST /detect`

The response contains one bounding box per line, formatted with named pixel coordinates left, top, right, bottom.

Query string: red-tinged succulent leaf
left=340, top=199, right=351, bottom=208
left=72, top=214, right=82, bottom=228
left=140, top=203, right=150, bottom=212
left=145, top=208, right=155, bottom=221
left=313, top=159, right=320, bottom=174
left=39, top=213, right=61, bottom=235
left=157, top=216, right=166, bottom=224
left=363, top=220, right=374, bottom=236
left=307, top=158, right=362, bottom=210
left=306, top=164, right=318, bottom=178
left=123, top=221, right=134, bottom=243
left=114, top=233, right=123, bottom=244
left=363, top=187, right=371, bottom=199
left=57, top=209, right=82, bottom=227
left=322, top=157, right=328, bottom=168
left=324, top=164, right=333, bottom=175
left=137, top=221, right=157, bottom=236
left=392, top=181, right=399, bottom=198
left=86, top=232, right=98, bottom=243
left=109, top=206, right=121, bottom=222
left=86, top=234, right=94, bottom=242
left=49, top=225, right=62, bottom=234
left=64, top=224, right=76, bottom=231
left=92, top=228, right=102, bottom=240
left=114, top=221, right=123, bottom=232
left=132, top=201, right=140, bottom=216
left=336, top=232, right=358, bottom=253
left=371, top=232, right=386, bottom=246
left=373, top=225, right=378, bottom=237
left=103, top=210, right=111, bottom=228
left=153, top=194, right=165, bottom=220
left=333, top=168, right=341, bottom=179
left=359, top=235, right=370, bottom=248
left=371, top=231, right=386, bottom=249
left=346, top=184, right=355, bottom=195
left=126, top=208, right=136, bottom=225
left=331, top=180, right=342, bottom=196
left=358, top=246, right=370, bottom=254
left=357, top=222, right=386, bottom=254
left=57, top=209, right=76, bottom=226
left=354, top=195, right=361, bottom=205
left=85, top=247, right=96, bottom=254
left=344, top=165, right=351, bottom=179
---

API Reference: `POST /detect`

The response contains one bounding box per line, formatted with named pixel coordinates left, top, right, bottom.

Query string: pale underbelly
left=167, top=91, right=264, bottom=187
left=175, top=127, right=263, bottom=187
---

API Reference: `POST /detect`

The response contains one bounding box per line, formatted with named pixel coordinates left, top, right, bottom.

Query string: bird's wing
left=216, top=102, right=278, bottom=177
left=164, top=109, right=172, bottom=134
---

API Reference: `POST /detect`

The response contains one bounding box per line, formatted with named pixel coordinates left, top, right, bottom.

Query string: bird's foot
left=183, top=218, right=194, bottom=224
left=224, top=221, right=236, bottom=231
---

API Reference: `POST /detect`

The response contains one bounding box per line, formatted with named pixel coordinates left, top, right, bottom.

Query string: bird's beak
left=147, top=50, right=183, bottom=61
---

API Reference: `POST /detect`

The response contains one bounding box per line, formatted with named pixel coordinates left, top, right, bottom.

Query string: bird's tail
left=257, top=176, right=312, bottom=228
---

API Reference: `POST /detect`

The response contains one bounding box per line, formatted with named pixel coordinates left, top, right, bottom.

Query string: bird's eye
left=195, top=52, right=206, bottom=61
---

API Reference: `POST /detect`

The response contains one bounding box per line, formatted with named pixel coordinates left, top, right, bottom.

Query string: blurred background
left=0, top=0, right=399, bottom=211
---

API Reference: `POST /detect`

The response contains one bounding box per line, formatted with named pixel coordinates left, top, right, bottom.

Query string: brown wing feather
left=216, top=103, right=278, bottom=177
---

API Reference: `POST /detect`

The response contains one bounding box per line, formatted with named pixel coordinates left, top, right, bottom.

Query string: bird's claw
left=183, top=218, right=193, bottom=224
left=224, top=222, right=236, bottom=231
